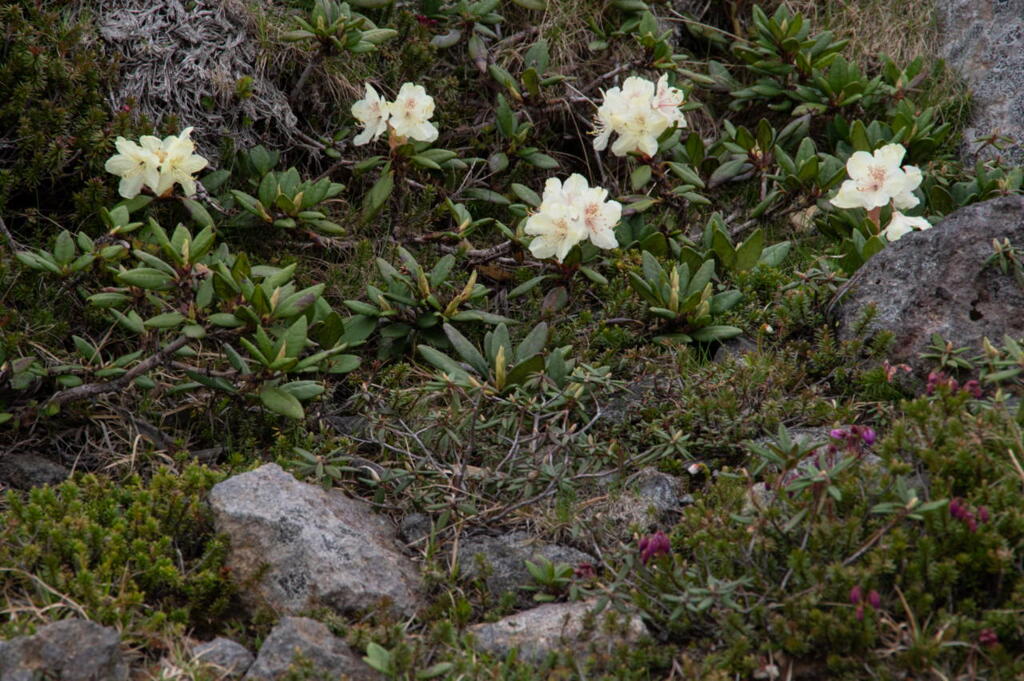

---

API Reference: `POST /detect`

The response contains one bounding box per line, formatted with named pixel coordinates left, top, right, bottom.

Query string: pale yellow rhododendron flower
left=593, top=75, right=688, bottom=158
left=830, top=143, right=920, bottom=211
left=152, top=128, right=208, bottom=197
left=652, top=74, right=688, bottom=128
left=883, top=211, right=932, bottom=242
left=351, top=83, right=392, bottom=146
left=892, top=164, right=923, bottom=210
left=105, top=128, right=207, bottom=199
left=104, top=137, right=162, bottom=199
left=525, top=201, right=586, bottom=263
left=526, top=174, right=622, bottom=262
left=388, top=82, right=438, bottom=143
left=547, top=174, right=622, bottom=249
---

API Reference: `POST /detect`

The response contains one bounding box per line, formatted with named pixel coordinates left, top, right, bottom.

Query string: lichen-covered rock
left=0, top=619, right=127, bottom=681
left=935, top=0, right=1024, bottom=163
left=92, top=0, right=306, bottom=163
left=208, top=463, right=422, bottom=618
left=468, top=600, right=647, bottom=663
left=189, top=637, right=254, bottom=678
left=457, top=532, right=595, bottom=602
left=244, top=617, right=378, bottom=681
left=835, top=196, right=1024, bottom=376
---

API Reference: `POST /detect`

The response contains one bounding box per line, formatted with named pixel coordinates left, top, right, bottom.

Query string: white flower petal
left=875, top=143, right=906, bottom=170
left=845, top=151, right=874, bottom=180
left=118, top=173, right=146, bottom=199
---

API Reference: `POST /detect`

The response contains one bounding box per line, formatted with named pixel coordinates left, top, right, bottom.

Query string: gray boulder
left=208, top=463, right=422, bottom=618
left=457, top=532, right=594, bottom=602
left=244, top=617, right=378, bottom=681
left=0, top=619, right=127, bottom=681
left=189, top=637, right=254, bottom=678
left=835, top=196, right=1024, bottom=376
left=935, top=0, right=1024, bottom=163
left=468, top=600, right=647, bottom=663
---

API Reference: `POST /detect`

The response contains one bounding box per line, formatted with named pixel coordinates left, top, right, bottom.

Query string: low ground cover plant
left=1, top=0, right=1023, bottom=678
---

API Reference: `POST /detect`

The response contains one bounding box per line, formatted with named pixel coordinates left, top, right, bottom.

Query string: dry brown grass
left=768, top=0, right=969, bottom=126
left=775, top=0, right=940, bottom=70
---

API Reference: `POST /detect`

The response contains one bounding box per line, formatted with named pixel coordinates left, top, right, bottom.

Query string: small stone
left=208, top=463, right=422, bottom=618
left=398, top=513, right=432, bottom=548
left=712, top=336, right=758, bottom=363
left=631, top=468, right=687, bottom=522
left=457, top=532, right=595, bottom=602
left=189, top=637, right=254, bottom=678
left=468, top=600, right=647, bottom=663
left=244, top=617, right=379, bottom=681
left=0, top=619, right=127, bottom=681
left=0, top=454, right=69, bottom=490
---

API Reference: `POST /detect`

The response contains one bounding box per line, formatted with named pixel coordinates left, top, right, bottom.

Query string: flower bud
left=849, top=585, right=862, bottom=604
left=867, top=590, right=881, bottom=609
left=978, top=506, right=990, bottom=523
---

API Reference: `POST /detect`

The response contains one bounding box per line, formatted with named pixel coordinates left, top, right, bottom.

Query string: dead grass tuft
left=82, top=0, right=312, bottom=163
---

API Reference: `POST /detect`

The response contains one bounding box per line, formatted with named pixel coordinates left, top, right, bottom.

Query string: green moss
left=0, top=464, right=237, bottom=640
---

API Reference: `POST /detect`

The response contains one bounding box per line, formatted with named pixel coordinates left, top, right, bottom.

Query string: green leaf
left=72, top=336, right=99, bottom=363
left=362, top=168, right=394, bottom=222
left=506, top=354, right=544, bottom=386
left=708, top=159, right=750, bottom=188
left=53, top=230, right=76, bottom=266
left=260, top=386, right=305, bottom=419
left=279, top=380, right=325, bottom=401
left=520, top=152, right=559, bottom=169
left=144, top=312, right=187, bottom=329
left=442, top=324, right=489, bottom=375
left=690, top=325, right=743, bottom=342
left=284, top=316, right=309, bottom=358
left=417, top=345, right=470, bottom=384
left=181, top=198, right=214, bottom=228
left=117, top=267, right=173, bottom=290
left=449, top=310, right=516, bottom=324
left=87, top=292, right=130, bottom=308
left=510, top=183, right=541, bottom=207
left=733, top=229, right=764, bottom=271
left=630, top=165, right=652, bottom=190
left=509, top=274, right=552, bottom=297
left=516, top=322, right=548, bottom=361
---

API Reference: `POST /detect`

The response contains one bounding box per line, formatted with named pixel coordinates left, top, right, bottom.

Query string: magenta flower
left=639, top=531, right=671, bottom=564
left=867, top=590, right=881, bottom=609
left=849, top=585, right=863, bottom=604
left=978, top=506, right=990, bottom=523
left=979, top=628, right=999, bottom=648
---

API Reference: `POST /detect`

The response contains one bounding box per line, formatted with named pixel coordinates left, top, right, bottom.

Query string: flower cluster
left=829, top=425, right=876, bottom=452
left=925, top=371, right=983, bottom=398
left=849, top=585, right=881, bottom=621
left=949, top=498, right=990, bottom=533
left=524, top=174, right=622, bottom=263
left=593, top=75, right=687, bottom=157
left=638, top=530, right=671, bottom=564
left=829, top=143, right=932, bottom=241
left=351, top=82, right=438, bottom=146
left=104, top=128, right=208, bottom=199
